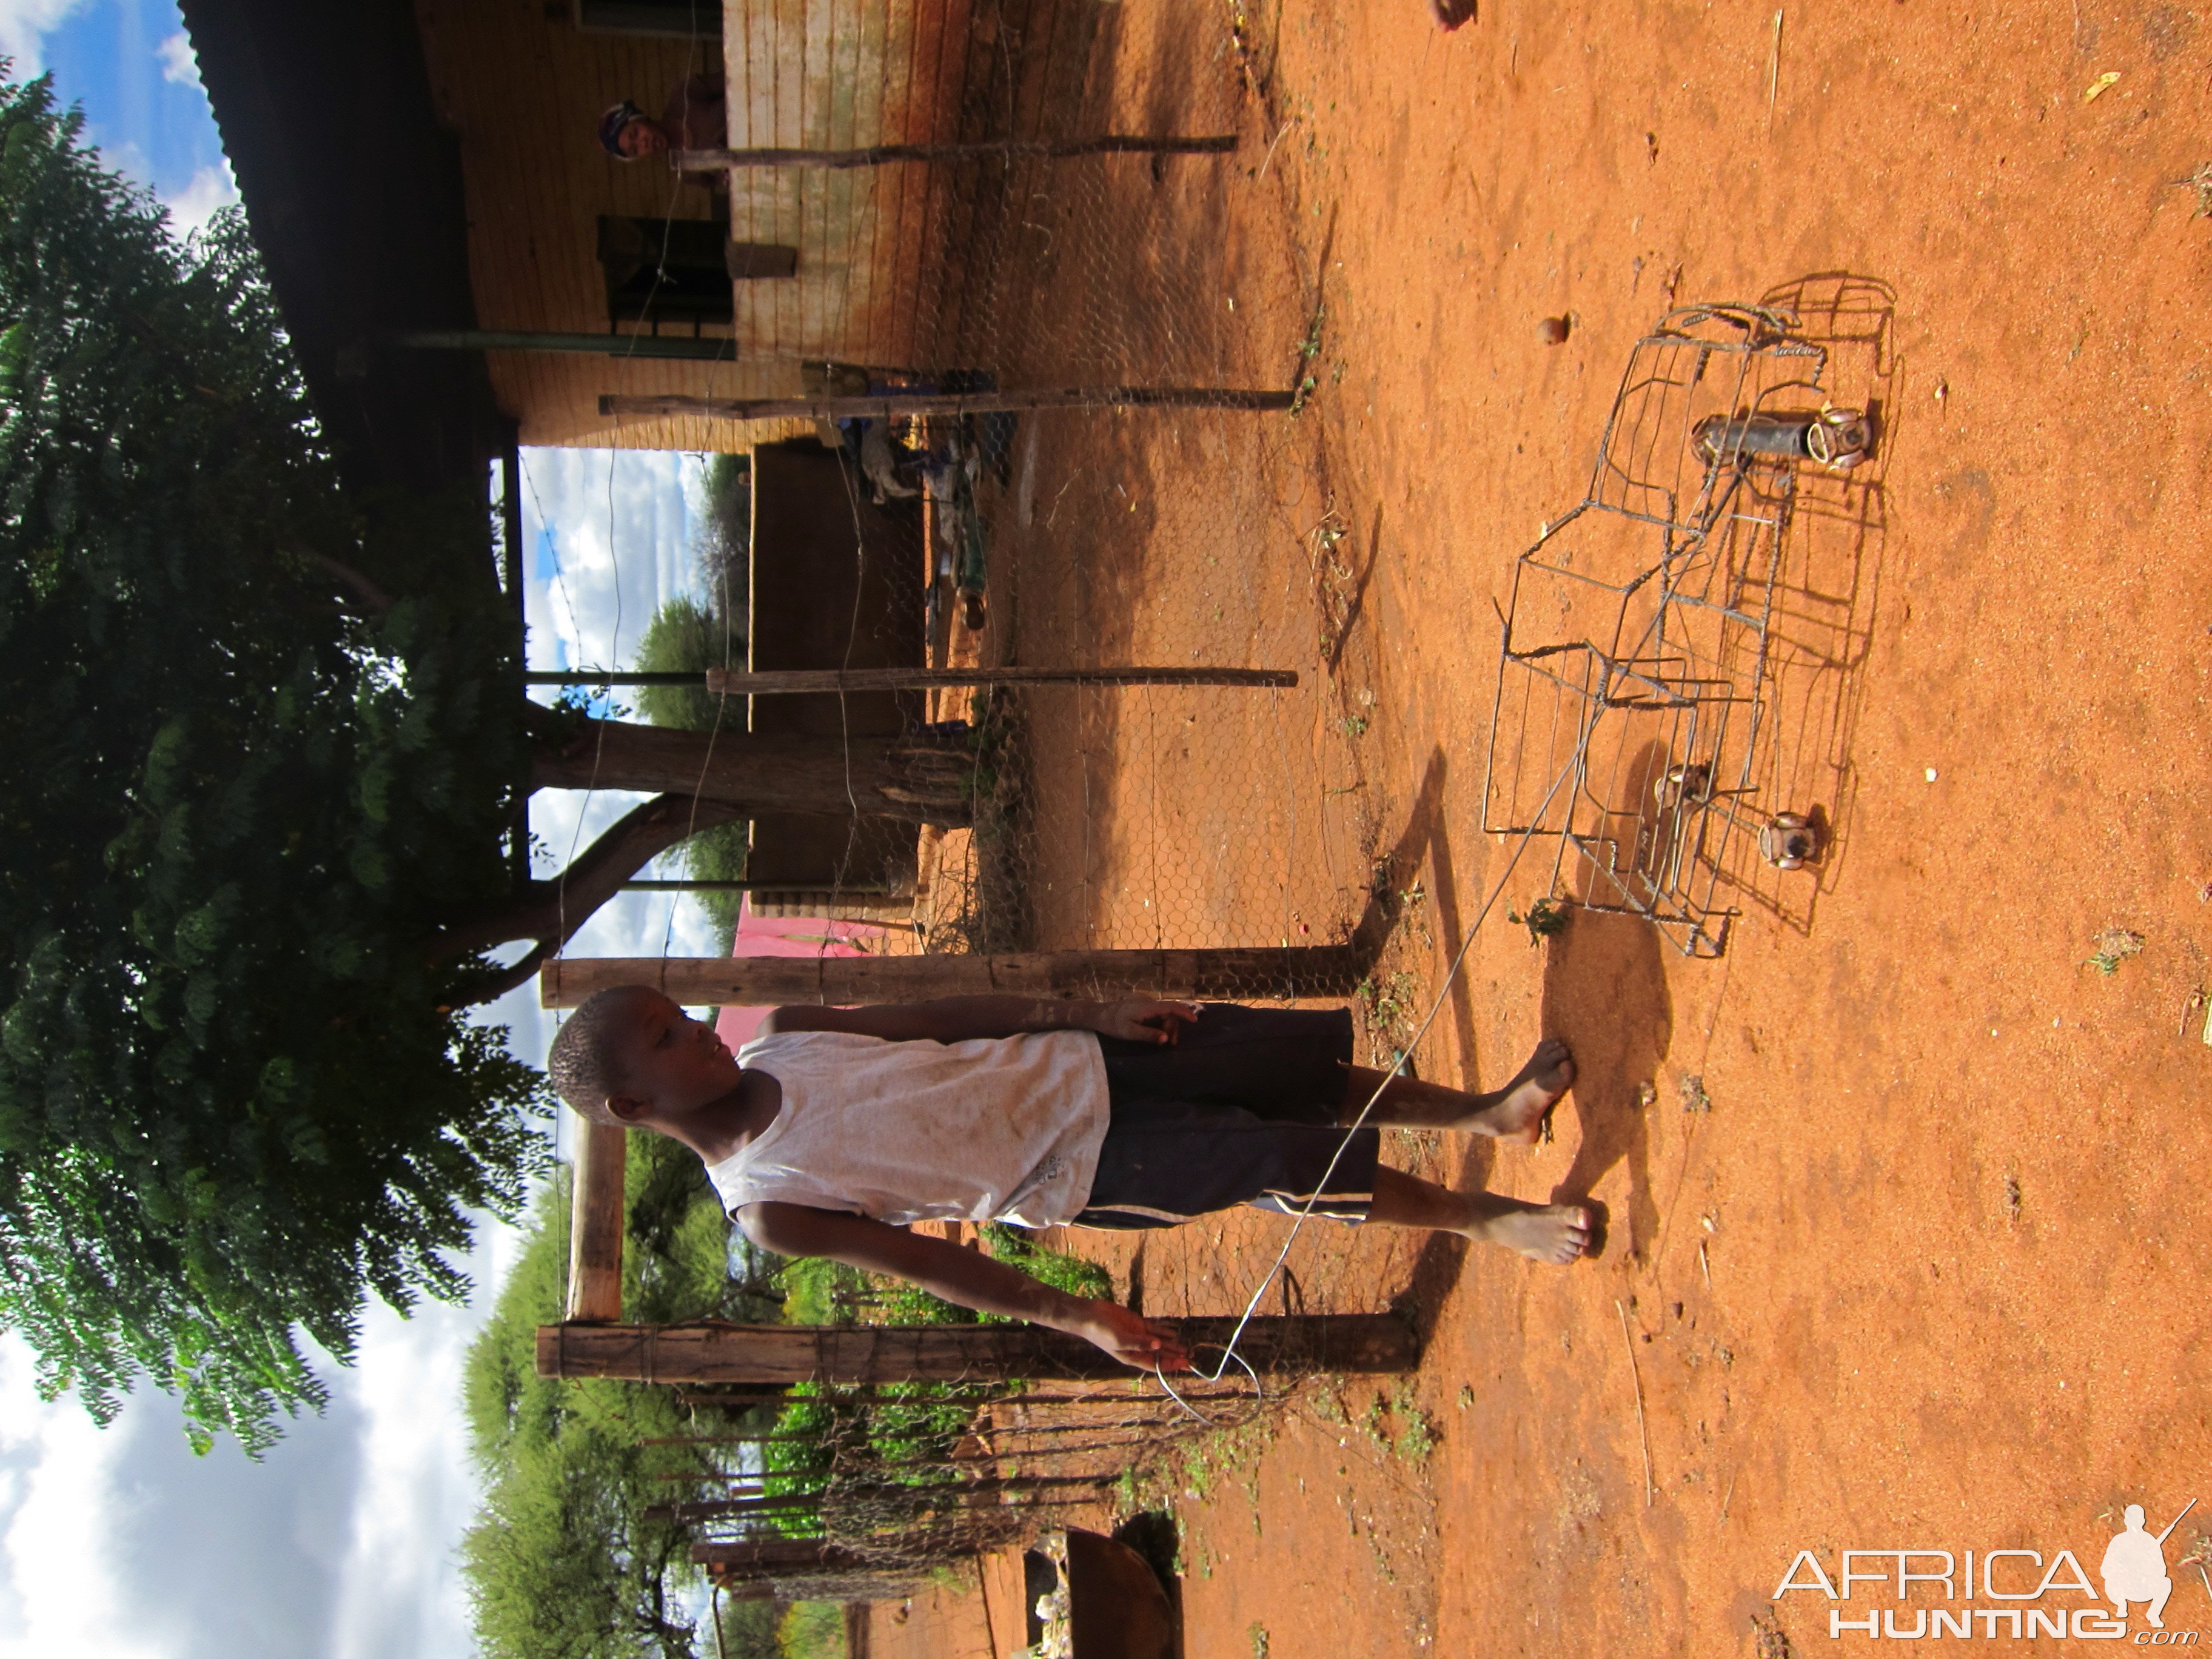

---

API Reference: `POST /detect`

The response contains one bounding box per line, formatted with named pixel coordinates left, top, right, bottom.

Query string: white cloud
left=0, top=1341, right=167, bottom=1659
left=0, top=0, right=86, bottom=81
left=158, top=159, right=238, bottom=242
left=512, top=446, right=730, bottom=1003
left=520, top=446, right=703, bottom=675
left=324, top=1298, right=500, bottom=1659
left=153, top=28, right=198, bottom=89
left=0, top=1205, right=533, bottom=1659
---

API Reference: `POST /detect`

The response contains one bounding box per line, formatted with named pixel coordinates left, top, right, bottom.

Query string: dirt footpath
left=884, top=2, right=2212, bottom=1655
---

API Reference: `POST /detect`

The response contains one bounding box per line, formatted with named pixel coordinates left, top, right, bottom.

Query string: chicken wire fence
left=686, top=0, right=1270, bottom=420
left=656, top=1376, right=1265, bottom=1594
left=655, top=0, right=1390, bottom=1010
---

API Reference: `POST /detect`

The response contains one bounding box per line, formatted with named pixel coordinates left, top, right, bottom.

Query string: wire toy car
left=1480, top=303, right=1871, bottom=957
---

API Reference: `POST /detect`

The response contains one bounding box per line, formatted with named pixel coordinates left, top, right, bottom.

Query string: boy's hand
left=1089, top=999, right=1203, bottom=1044
left=1066, top=1298, right=1193, bottom=1372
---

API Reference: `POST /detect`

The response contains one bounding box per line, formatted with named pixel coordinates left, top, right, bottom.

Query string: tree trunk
left=441, top=712, right=977, bottom=1008
left=436, top=792, right=747, bottom=1006
left=692, top=1540, right=877, bottom=1575
left=531, top=716, right=973, bottom=825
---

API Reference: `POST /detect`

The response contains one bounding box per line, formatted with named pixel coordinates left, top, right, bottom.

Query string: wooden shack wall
left=413, top=0, right=803, bottom=451
left=719, top=0, right=969, bottom=372
left=717, top=0, right=1119, bottom=380
left=412, top=0, right=1133, bottom=454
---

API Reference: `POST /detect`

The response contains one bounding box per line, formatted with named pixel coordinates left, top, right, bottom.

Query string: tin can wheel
left=1758, top=811, right=1824, bottom=871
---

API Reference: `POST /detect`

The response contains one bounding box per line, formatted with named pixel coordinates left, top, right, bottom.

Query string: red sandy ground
left=865, top=2, right=2212, bottom=1655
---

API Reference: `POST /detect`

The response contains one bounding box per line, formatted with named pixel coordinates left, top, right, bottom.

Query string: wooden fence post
left=601, top=387, right=1293, bottom=421
left=674, top=135, right=1237, bottom=172
left=518, top=666, right=1299, bottom=691
left=566, top=1121, right=628, bottom=1322
left=540, top=945, right=1364, bottom=1010
left=534, top=1316, right=1419, bottom=1383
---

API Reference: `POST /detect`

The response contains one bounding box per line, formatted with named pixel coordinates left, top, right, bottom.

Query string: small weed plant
left=1507, top=894, right=1571, bottom=947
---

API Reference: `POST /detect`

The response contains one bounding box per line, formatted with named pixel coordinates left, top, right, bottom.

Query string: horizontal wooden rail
left=536, top=1315, right=1419, bottom=1383
left=540, top=945, right=1366, bottom=1008
left=601, top=386, right=1293, bottom=421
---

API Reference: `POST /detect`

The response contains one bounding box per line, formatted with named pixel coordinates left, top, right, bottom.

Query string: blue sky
left=0, top=11, right=724, bottom=1656
left=1, top=0, right=240, bottom=236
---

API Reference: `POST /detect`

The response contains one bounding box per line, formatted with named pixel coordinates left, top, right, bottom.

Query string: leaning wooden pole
left=703, top=666, right=1298, bottom=694
left=566, top=1121, right=627, bottom=1322
left=602, top=387, right=1295, bottom=421
left=674, top=135, right=1236, bottom=172
left=519, top=666, right=1299, bottom=691
left=537, top=1316, right=1419, bottom=1384
left=539, top=945, right=1366, bottom=1009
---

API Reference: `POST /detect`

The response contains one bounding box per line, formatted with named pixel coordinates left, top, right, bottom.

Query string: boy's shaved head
left=546, top=985, right=657, bottom=1124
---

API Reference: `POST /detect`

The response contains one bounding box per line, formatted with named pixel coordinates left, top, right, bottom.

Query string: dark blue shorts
left=1070, top=1004, right=1377, bottom=1230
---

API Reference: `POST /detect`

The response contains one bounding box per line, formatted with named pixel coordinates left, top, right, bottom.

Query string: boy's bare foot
left=1475, top=1037, right=1575, bottom=1143
left=1469, top=1197, right=1592, bottom=1264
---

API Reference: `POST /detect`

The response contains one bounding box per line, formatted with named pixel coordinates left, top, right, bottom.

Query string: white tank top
left=703, top=1028, right=1111, bottom=1227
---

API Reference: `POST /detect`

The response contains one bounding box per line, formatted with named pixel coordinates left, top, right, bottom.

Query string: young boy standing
left=548, top=991, right=1587, bottom=1371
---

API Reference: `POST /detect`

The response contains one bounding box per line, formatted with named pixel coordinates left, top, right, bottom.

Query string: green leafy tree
left=693, top=452, right=750, bottom=644
left=0, top=73, right=548, bottom=1450
left=0, top=72, right=970, bottom=1449
left=463, top=1138, right=777, bottom=1659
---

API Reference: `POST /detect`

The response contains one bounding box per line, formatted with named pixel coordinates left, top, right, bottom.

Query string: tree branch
left=300, top=551, right=395, bottom=617
left=446, top=939, right=552, bottom=1010
left=437, top=793, right=745, bottom=1006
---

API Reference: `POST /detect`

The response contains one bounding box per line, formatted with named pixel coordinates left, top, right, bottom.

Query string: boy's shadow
left=1540, top=908, right=1672, bottom=1259
left=1386, top=749, right=1673, bottom=1335
left=1396, top=902, right=1672, bottom=1335
left=1538, top=737, right=1677, bottom=1258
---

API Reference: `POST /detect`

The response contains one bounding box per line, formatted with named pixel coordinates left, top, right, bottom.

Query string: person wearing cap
left=598, top=73, right=726, bottom=162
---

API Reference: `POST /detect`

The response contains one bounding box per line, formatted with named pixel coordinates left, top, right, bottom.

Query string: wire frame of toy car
left=1480, top=304, right=1870, bottom=957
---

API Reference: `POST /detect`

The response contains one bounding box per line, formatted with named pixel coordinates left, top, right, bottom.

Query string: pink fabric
left=712, top=897, right=885, bottom=1048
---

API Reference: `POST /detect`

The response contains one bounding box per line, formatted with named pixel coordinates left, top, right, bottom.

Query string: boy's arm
left=738, top=1202, right=1191, bottom=1371
left=760, top=995, right=1200, bottom=1045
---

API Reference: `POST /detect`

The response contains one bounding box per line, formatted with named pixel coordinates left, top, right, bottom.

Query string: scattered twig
left=1721, top=1473, right=1738, bottom=1523
left=1044, top=468, right=1084, bottom=530
left=1699, top=1239, right=1712, bottom=1289
left=1768, top=11, right=1783, bottom=127
left=1255, top=117, right=1299, bottom=184
left=1617, top=1299, right=1655, bottom=1507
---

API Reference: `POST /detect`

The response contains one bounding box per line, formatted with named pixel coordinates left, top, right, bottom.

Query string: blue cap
left=598, top=101, right=645, bottom=158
